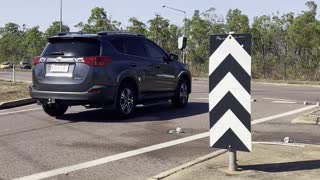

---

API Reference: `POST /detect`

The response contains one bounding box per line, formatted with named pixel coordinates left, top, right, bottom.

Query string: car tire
left=42, top=103, right=68, bottom=117
left=116, top=83, right=136, bottom=118
left=172, top=78, right=189, bottom=108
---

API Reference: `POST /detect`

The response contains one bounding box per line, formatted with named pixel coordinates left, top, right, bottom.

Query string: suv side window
left=110, top=38, right=125, bottom=54
left=125, top=38, right=147, bottom=57
left=144, top=40, right=167, bottom=59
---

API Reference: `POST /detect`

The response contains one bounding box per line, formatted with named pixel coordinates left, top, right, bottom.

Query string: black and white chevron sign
left=209, top=34, right=252, bottom=152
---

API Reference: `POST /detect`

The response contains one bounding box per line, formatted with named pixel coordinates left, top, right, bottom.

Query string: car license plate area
left=50, top=64, right=69, bottom=73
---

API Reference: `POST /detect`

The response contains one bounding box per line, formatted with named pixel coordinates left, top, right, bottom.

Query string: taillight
left=82, top=56, right=112, bottom=67
left=33, top=57, right=40, bottom=66
left=33, top=57, right=46, bottom=66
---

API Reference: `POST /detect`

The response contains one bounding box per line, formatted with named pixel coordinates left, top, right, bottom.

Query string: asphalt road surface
left=0, top=70, right=32, bottom=83
left=1, top=71, right=320, bottom=180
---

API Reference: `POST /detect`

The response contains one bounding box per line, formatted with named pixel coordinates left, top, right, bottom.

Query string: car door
left=143, top=39, right=176, bottom=92
left=123, top=37, right=163, bottom=93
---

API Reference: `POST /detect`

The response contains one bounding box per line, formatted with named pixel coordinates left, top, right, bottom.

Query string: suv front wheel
left=172, top=78, right=189, bottom=108
left=42, top=103, right=68, bottom=117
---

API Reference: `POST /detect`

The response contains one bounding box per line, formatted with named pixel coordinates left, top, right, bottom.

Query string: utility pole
left=60, top=0, right=63, bottom=32
left=155, top=13, right=160, bottom=45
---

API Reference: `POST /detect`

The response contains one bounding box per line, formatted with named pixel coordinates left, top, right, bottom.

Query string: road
left=0, top=70, right=32, bottom=83
left=1, top=71, right=320, bottom=180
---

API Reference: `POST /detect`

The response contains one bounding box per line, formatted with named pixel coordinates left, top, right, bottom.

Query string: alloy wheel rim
left=120, top=88, right=134, bottom=115
left=179, top=83, right=188, bottom=104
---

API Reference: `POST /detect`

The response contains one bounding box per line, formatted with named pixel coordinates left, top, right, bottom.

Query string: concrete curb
left=0, top=98, right=36, bottom=109
left=253, top=141, right=320, bottom=148
left=148, top=149, right=227, bottom=180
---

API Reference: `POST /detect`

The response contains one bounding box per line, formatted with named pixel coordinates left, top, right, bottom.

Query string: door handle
left=130, top=63, right=137, bottom=67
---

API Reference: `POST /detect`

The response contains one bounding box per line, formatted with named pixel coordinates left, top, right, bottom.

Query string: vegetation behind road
left=0, top=80, right=30, bottom=103
left=0, top=1, right=319, bottom=80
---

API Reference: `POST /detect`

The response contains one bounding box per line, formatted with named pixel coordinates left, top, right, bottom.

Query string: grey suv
left=30, top=31, right=191, bottom=117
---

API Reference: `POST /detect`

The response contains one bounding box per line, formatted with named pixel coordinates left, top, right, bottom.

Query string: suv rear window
left=42, top=38, right=101, bottom=57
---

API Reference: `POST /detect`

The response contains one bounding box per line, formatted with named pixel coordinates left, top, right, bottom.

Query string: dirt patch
left=0, top=80, right=30, bottom=103
left=162, top=144, right=320, bottom=180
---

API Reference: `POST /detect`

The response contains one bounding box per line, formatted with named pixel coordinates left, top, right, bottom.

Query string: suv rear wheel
left=42, top=103, right=68, bottom=117
left=172, top=78, right=189, bottom=108
left=116, top=83, right=136, bottom=118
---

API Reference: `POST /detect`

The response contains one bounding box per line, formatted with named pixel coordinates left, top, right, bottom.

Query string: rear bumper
left=30, top=85, right=116, bottom=106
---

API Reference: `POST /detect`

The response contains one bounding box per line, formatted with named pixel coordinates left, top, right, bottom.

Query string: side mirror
left=169, top=54, right=179, bottom=61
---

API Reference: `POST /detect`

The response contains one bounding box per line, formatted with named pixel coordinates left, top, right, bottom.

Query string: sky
left=0, top=0, right=318, bottom=31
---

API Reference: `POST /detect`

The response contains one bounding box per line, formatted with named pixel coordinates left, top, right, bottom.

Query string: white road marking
left=14, top=133, right=209, bottom=180
left=252, top=105, right=318, bottom=125
left=263, top=97, right=292, bottom=101
left=272, top=101, right=297, bottom=104
left=195, top=97, right=208, bottom=100
left=14, top=104, right=319, bottom=180
left=0, top=108, right=41, bottom=116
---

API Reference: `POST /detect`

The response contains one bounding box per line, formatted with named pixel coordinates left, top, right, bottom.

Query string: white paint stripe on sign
left=209, top=35, right=251, bottom=76
left=209, top=73, right=251, bottom=113
left=210, top=110, right=251, bottom=150
left=0, top=108, right=41, bottom=116
left=13, top=105, right=318, bottom=180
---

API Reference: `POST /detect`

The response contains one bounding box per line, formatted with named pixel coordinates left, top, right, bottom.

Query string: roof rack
left=57, top=31, right=84, bottom=36
left=97, top=31, right=144, bottom=36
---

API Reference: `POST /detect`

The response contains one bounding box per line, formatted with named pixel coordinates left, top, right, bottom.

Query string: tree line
left=0, top=1, right=319, bottom=80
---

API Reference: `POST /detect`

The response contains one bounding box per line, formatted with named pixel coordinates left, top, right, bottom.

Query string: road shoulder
left=151, top=143, right=320, bottom=180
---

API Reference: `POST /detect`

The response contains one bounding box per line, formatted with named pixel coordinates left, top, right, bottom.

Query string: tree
left=45, top=21, right=70, bottom=37
left=187, top=9, right=222, bottom=66
left=167, top=24, right=182, bottom=55
left=0, top=22, right=21, bottom=36
left=286, top=1, right=320, bottom=79
left=251, top=15, right=273, bottom=78
left=23, top=26, right=46, bottom=59
left=305, top=1, right=317, bottom=18
left=147, top=15, right=171, bottom=50
left=76, top=7, right=121, bottom=33
left=201, top=8, right=225, bottom=34
left=127, top=17, right=147, bottom=35
left=0, top=23, right=24, bottom=63
left=225, top=9, right=249, bottom=33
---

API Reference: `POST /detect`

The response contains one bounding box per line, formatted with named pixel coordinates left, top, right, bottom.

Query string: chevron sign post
left=209, top=34, right=252, bottom=168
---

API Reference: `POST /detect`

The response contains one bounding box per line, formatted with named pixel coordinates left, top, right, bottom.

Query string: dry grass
left=253, top=79, right=320, bottom=86
left=0, top=80, right=30, bottom=103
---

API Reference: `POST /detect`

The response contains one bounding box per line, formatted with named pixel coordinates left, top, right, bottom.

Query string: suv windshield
left=42, top=38, right=101, bottom=57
